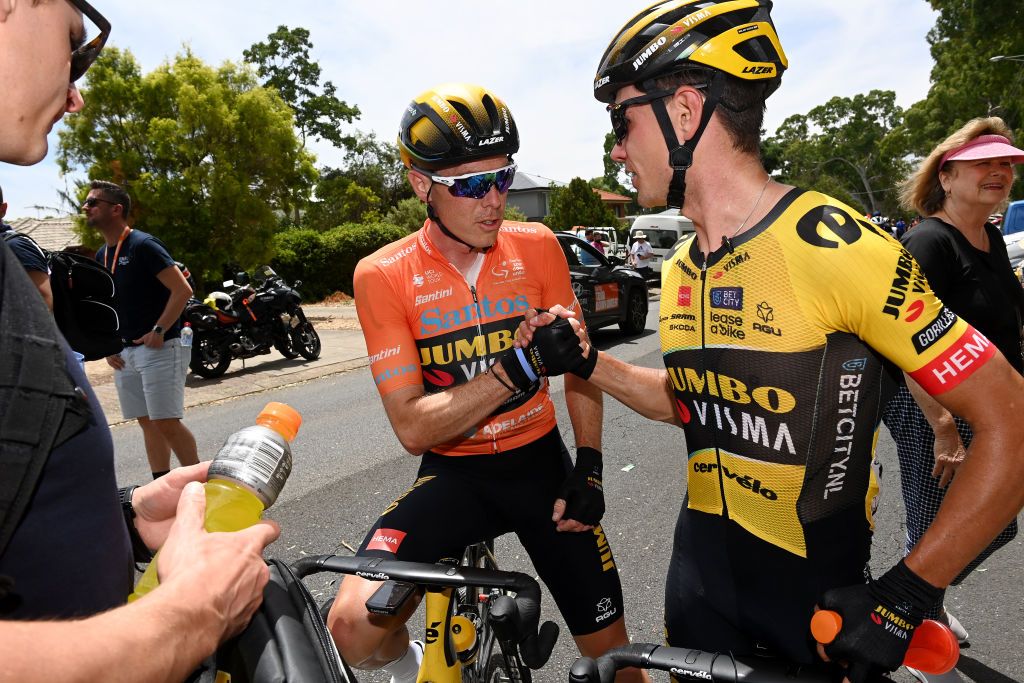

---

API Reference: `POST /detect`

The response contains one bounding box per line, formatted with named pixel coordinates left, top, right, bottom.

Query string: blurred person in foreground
left=0, top=2, right=278, bottom=681
left=880, top=117, right=1024, bottom=682
left=514, top=2, right=1024, bottom=681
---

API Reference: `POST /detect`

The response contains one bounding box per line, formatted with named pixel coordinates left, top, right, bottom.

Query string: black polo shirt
left=96, top=229, right=180, bottom=342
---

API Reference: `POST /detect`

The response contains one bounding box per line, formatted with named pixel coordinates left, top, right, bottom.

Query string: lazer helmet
left=593, top=0, right=787, bottom=104
left=593, top=0, right=788, bottom=210
left=397, top=83, right=519, bottom=171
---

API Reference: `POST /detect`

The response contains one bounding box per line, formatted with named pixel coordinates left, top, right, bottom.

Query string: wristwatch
left=118, top=485, right=153, bottom=562
left=151, top=324, right=165, bottom=335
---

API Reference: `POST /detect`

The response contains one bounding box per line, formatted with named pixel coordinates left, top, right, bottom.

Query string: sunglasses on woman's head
left=428, top=164, right=517, bottom=199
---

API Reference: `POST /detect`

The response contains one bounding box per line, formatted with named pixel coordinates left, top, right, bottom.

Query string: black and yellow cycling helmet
left=594, top=0, right=788, bottom=209
left=397, top=83, right=519, bottom=170
left=594, top=0, right=787, bottom=103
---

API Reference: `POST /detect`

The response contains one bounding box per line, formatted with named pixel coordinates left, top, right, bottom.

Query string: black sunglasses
left=82, top=196, right=116, bottom=209
left=66, top=0, right=111, bottom=83
left=606, top=84, right=709, bottom=144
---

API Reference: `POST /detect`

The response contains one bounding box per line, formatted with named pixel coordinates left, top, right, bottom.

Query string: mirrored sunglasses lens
left=495, top=168, right=516, bottom=193
left=450, top=174, right=492, bottom=198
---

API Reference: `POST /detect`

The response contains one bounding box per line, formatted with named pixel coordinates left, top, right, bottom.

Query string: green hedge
left=272, top=222, right=407, bottom=301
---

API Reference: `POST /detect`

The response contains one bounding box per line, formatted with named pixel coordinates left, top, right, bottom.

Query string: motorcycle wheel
left=291, top=321, right=321, bottom=361
left=275, top=334, right=300, bottom=360
left=189, top=334, right=231, bottom=378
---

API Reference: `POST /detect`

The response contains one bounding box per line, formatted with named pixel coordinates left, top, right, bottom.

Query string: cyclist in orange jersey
left=326, top=83, right=646, bottom=683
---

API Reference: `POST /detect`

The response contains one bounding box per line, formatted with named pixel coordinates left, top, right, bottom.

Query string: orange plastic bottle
left=128, top=402, right=301, bottom=601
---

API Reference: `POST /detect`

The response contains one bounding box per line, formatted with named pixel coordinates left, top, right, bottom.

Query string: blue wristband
left=515, top=347, right=539, bottom=382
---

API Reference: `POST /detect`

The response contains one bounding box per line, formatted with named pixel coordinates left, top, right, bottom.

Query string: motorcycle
left=183, top=265, right=321, bottom=379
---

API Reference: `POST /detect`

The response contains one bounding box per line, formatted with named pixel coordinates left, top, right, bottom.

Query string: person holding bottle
left=0, top=2, right=280, bottom=681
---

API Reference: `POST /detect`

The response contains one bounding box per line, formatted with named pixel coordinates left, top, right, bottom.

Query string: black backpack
left=49, top=250, right=124, bottom=361
left=1, top=230, right=122, bottom=361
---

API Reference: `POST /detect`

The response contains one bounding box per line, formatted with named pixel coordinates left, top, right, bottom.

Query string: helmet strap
left=425, top=184, right=493, bottom=254
left=651, top=74, right=724, bottom=210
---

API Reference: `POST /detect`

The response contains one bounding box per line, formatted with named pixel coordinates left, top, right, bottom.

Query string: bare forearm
left=589, top=352, right=679, bottom=425
left=387, top=364, right=517, bottom=454
left=906, top=420, right=1024, bottom=586
left=564, top=374, right=603, bottom=449
left=904, top=372, right=957, bottom=435
left=0, top=588, right=221, bottom=683
left=157, top=288, right=190, bottom=331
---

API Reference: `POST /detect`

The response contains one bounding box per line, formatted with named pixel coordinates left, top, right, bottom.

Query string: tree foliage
left=272, top=222, right=407, bottom=298
left=763, top=90, right=910, bottom=215
left=243, top=26, right=360, bottom=150
left=902, top=0, right=1024, bottom=152
left=58, top=48, right=316, bottom=287
left=545, top=178, right=622, bottom=231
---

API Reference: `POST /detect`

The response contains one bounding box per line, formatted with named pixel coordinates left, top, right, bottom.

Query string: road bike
left=292, top=541, right=559, bottom=683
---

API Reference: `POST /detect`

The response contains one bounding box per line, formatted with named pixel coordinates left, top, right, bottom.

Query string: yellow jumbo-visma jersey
left=662, top=189, right=996, bottom=558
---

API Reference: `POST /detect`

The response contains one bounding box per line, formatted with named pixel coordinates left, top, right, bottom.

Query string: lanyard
left=104, top=226, right=132, bottom=274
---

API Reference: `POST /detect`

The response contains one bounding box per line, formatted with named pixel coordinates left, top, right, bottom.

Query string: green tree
left=764, top=90, right=910, bottom=215
left=503, top=204, right=527, bottom=222
left=58, top=48, right=316, bottom=286
left=339, top=132, right=414, bottom=210
left=304, top=169, right=383, bottom=230
left=590, top=132, right=634, bottom=198
left=901, top=0, right=1024, bottom=197
left=384, top=197, right=427, bottom=232
left=544, top=177, right=621, bottom=231
left=243, top=26, right=360, bottom=150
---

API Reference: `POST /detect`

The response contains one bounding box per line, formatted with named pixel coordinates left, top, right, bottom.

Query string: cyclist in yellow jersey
left=516, top=2, right=1024, bottom=680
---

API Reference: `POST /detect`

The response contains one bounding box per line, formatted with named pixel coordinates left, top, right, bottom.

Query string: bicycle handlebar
left=291, top=554, right=559, bottom=669
left=568, top=644, right=834, bottom=683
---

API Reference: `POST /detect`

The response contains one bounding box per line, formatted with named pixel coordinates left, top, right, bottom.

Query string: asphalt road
left=111, top=304, right=1023, bottom=683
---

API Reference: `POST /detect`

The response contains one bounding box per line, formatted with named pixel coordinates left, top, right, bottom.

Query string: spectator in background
left=628, top=231, right=655, bottom=279
left=0, top=3, right=279, bottom=681
left=0, top=184, right=52, bottom=308
left=89, top=180, right=198, bottom=480
left=882, top=117, right=1024, bottom=678
left=586, top=228, right=606, bottom=254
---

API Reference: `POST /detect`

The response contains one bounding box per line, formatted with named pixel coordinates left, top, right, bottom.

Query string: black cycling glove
left=557, top=447, right=605, bottom=526
left=499, top=318, right=597, bottom=391
left=819, top=559, right=942, bottom=683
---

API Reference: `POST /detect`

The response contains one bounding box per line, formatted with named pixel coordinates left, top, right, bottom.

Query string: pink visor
left=940, top=134, right=1024, bottom=167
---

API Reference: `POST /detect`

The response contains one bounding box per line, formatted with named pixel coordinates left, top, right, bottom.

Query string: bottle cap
left=256, top=402, right=302, bottom=442
left=810, top=610, right=842, bottom=644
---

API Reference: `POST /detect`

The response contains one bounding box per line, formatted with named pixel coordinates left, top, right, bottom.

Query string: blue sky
left=1, top=0, right=939, bottom=218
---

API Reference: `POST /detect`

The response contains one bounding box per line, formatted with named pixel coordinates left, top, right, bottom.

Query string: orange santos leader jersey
left=354, top=220, right=583, bottom=456
left=661, top=189, right=998, bottom=559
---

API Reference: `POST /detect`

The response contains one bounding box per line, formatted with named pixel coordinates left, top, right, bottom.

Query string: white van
left=628, top=211, right=695, bottom=273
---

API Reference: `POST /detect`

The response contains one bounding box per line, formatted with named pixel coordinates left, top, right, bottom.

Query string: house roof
left=594, top=189, right=632, bottom=203
left=5, top=216, right=82, bottom=251
left=509, top=171, right=567, bottom=192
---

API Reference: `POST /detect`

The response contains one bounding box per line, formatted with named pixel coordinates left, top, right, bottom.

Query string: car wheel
left=619, top=288, right=647, bottom=335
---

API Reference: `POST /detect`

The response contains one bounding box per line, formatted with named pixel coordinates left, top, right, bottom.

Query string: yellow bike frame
left=417, top=586, right=478, bottom=683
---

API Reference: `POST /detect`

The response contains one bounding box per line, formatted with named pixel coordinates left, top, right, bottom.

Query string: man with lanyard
left=0, top=184, right=53, bottom=308
left=327, top=83, right=644, bottom=683
left=0, top=2, right=278, bottom=680
left=89, top=180, right=199, bottom=479
left=513, top=1, right=1024, bottom=681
